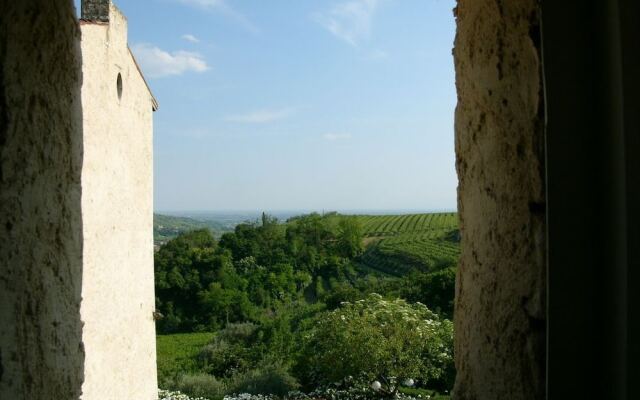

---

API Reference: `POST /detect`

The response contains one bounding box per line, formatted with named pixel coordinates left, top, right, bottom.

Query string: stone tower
left=79, top=1, right=158, bottom=399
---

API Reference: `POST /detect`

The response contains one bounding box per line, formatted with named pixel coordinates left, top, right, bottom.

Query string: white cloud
left=316, top=0, right=383, bottom=46
left=131, top=43, right=209, bottom=78
left=175, top=0, right=259, bottom=34
left=226, top=108, right=296, bottom=124
left=323, top=133, right=353, bottom=141
left=181, top=34, right=200, bottom=43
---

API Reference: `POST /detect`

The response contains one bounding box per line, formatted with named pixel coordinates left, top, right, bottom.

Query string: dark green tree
left=336, top=216, right=364, bottom=258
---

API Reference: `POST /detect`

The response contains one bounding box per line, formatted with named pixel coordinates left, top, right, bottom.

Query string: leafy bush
left=198, top=323, right=259, bottom=377
left=398, top=268, right=457, bottom=319
left=298, top=294, right=454, bottom=389
left=175, top=373, right=227, bottom=400
left=336, top=216, right=364, bottom=258
left=199, top=339, right=251, bottom=378
left=218, top=322, right=259, bottom=344
left=319, top=281, right=362, bottom=310
left=227, top=363, right=300, bottom=397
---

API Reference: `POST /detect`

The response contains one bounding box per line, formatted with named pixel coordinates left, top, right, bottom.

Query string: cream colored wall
left=80, top=4, right=157, bottom=399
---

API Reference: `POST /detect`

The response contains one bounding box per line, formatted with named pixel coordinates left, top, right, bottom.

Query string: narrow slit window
left=117, top=73, right=123, bottom=100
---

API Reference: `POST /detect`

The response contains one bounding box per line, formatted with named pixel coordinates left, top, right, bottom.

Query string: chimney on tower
left=81, top=0, right=110, bottom=22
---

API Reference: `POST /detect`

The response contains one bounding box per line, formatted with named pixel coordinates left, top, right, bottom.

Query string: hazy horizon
left=155, top=208, right=458, bottom=227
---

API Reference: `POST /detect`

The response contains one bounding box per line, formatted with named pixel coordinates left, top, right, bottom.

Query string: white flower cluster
left=223, top=394, right=276, bottom=400
left=158, top=387, right=439, bottom=400
left=158, top=389, right=278, bottom=400
left=285, top=378, right=429, bottom=400
left=158, top=389, right=210, bottom=400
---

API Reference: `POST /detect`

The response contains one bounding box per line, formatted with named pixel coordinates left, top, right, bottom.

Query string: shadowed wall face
left=0, top=1, right=85, bottom=399
left=452, top=0, right=546, bottom=398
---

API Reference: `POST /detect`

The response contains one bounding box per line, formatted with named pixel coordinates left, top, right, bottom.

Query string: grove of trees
left=154, top=213, right=458, bottom=399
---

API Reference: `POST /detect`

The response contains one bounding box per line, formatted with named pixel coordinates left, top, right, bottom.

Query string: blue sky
left=76, top=0, right=458, bottom=213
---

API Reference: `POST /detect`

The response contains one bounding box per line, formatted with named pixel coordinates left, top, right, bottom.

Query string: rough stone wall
left=81, top=0, right=110, bottom=22
left=452, top=1, right=546, bottom=399
left=0, top=1, right=85, bottom=399
left=79, top=3, right=158, bottom=399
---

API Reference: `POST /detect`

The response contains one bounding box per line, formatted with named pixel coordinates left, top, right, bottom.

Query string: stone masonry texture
left=0, top=0, right=85, bottom=398
left=452, top=0, right=546, bottom=399
left=81, top=0, right=110, bottom=22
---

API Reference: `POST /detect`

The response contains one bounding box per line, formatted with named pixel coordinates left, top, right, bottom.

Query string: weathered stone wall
left=0, top=1, right=85, bottom=399
left=81, top=0, right=110, bottom=22
left=79, top=3, right=158, bottom=399
left=452, top=0, right=546, bottom=399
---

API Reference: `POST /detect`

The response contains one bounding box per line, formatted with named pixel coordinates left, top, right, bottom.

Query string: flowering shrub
left=223, top=387, right=431, bottom=400
left=160, top=383, right=443, bottom=400
left=159, top=388, right=278, bottom=400
left=298, top=294, right=454, bottom=388
left=159, top=388, right=211, bottom=400
left=284, top=376, right=430, bottom=400
left=223, top=394, right=277, bottom=400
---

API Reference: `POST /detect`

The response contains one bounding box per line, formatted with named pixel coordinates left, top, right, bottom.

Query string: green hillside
left=154, top=212, right=458, bottom=398
left=154, top=214, right=232, bottom=247
left=358, top=213, right=459, bottom=237
left=354, top=213, right=459, bottom=276
left=155, top=212, right=460, bottom=272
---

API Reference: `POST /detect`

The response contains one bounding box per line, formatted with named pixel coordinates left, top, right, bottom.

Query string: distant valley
left=153, top=214, right=234, bottom=248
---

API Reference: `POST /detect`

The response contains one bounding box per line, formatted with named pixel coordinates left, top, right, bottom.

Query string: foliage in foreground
left=299, top=294, right=454, bottom=389
left=159, top=386, right=450, bottom=400
left=158, top=296, right=454, bottom=399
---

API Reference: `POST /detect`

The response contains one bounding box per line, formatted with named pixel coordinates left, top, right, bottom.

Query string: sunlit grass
left=157, top=332, right=216, bottom=386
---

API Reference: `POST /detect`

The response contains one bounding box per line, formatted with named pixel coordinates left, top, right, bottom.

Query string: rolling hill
left=154, top=214, right=232, bottom=247
left=354, top=213, right=460, bottom=276
left=154, top=211, right=460, bottom=274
